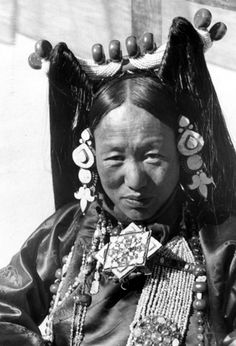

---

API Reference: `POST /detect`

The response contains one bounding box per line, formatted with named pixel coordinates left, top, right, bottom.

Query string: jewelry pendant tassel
left=90, top=262, right=101, bottom=295
left=177, top=116, right=215, bottom=200
left=73, top=303, right=88, bottom=346
left=70, top=249, right=92, bottom=346
left=73, top=129, right=97, bottom=213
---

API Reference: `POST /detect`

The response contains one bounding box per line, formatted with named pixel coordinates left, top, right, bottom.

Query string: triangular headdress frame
left=29, top=9, right=236, bottom=224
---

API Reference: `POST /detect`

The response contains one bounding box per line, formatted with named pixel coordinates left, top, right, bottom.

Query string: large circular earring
left=72, top=129, right=98, bottom=213
left=177, top=116, right=215, bottom=200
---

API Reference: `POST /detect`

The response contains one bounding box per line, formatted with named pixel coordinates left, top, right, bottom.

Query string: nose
left=124, top=160, right=147, bottom=191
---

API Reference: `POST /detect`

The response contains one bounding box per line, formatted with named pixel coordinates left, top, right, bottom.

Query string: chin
left=122, top=209, right=154, bottom=222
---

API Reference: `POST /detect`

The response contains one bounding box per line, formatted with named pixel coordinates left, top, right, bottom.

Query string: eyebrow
left=100, top=137, right=165, bottom=151
left=107, top=135, right=163, bottom=143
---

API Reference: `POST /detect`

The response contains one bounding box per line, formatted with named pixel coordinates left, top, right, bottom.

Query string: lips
left=122, top=195, right=152, bottom=208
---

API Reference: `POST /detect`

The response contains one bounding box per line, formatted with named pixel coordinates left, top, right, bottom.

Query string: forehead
left=94, top=103, right=175, bottom=148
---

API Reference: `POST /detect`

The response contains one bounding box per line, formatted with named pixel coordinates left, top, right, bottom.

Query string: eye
left=145, top=152, right=163, bottom=164
left=105, top=155, right=124, bottom=161
left=103, top=154, right=124, bottom=166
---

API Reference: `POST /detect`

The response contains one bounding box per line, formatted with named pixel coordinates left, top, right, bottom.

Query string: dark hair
left=88, top=73, right=178, bottom=132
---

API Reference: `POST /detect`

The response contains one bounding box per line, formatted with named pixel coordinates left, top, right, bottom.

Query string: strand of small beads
left=43, top=208, right=112, bottom=346
left=181, top=207, right=208, bottom=345
left=70, top=208, right=112, bottom=345
left=69, top=251, right=92, bottom=346
left=43, top=246, right=75, bottom=343
left=188, top=234, right=207, bottom=346
left=126, top=236, right=196, bottom=346
left=90, top=208, right=112, bottom=294
left=126, top=213, right=208, bottom=346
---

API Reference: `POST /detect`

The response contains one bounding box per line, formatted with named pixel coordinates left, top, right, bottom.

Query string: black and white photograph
left=0, top=1, right=236, bottom=345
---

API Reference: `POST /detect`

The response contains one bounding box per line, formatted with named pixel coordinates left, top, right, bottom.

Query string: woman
left=1, top=11, right=236, bottom=346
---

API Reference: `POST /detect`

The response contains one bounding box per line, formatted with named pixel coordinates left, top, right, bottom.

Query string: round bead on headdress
left=28, top=9, right=226, bottom=77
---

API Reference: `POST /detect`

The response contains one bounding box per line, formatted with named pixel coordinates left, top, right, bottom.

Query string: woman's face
left=94, top=102, right=179, bottom=221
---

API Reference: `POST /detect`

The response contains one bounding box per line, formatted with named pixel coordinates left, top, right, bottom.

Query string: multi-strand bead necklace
left=43, top=208, right=208, bottom=346
left=127, top=235, right=207, bottom=346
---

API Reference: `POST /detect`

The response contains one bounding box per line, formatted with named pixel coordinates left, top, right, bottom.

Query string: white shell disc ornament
left=78, top=169, right=92, bottom=184
left=72, top=143, right=94, bottom=169
left=177, top=129, right=204, bottom=156
left=186, top=154, right=203, bottom=171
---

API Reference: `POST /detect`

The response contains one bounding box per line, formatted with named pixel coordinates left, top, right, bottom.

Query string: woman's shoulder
left=19, top=200, right=98, bottom=268
left=35, top=201, right=81, bottom=233
left=15, top=202, right=79, bottom=254
left=7, top=202, right=83, bottom=277
left=200, top=215, right=236, bottom=252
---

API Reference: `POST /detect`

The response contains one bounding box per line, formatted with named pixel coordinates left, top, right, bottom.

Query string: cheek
left=164, top=160, right=180, bottom=187
left=96, top=159, right=123, bottom=192
left=149, top=160, right=179, bottom=189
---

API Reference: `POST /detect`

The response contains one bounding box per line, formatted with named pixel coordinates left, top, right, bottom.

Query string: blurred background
left=0, top=0, right=236, bottom=267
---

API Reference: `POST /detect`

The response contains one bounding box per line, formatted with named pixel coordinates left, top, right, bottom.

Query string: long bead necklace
left=126, top=235, right=207, bottom=346
left=43, top=208, right=111, bottom=345
left=43, top=207, right=208, bottom=346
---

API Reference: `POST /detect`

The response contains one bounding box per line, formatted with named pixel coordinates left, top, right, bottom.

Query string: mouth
left=122, top=195, right=152, bottom=208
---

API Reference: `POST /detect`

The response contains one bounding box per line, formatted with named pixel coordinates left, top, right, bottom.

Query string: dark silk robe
left=0, top=200, right=236, bottom=346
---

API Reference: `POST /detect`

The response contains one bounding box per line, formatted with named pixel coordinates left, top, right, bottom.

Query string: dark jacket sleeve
left=200, top=216, right=236, bottom=345
left=0, top=202, right=80, bottom=346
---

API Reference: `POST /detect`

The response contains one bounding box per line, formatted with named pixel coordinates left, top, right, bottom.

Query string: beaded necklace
left=43, top=207, right=208, bottom=346
left=126, top=236, right=206, bottom=346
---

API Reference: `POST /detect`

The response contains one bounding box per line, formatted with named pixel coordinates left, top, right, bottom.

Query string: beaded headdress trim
left=29, top=9, right=226, bottom=80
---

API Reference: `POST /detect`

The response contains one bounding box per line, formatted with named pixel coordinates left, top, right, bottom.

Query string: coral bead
left=82, top=265, right=92, bottom=275
left=142, top=33, right=155, bottom=53
left=197, top=333, right=204, bottom=341
left=50, top=283, right=59, bottom=294
left=193, top=281, right=207, bottom=293
left=194, top=265, right=206, bottom=276
left=126, top=36, right=139, bottom=57
left=109, top=40, right=122, bottom=61
left=92, top=43, right=105, bottom=64
left=209, top=22, right=227, bottom=41
left=55, top=268, right=62, bottom=279
left=86, top=255, right=94, bottom=264
left=194, top=9, right=212, bottom=29
left=196, top=311, right=204, bottom=319
left=197, top=326, right=204, bottom=333
left=28, top=52, right=42, bottom=69
left=197, top=317, right=204, bottom=324
left=62, top=255, right=68, bottom=264
left=75, top=293, right=92, bottom=307
left=35, top=40, right=52, bottom=59
left=193, top=298, right=207, bottom=311
left=112, top=228, right=119, bottom=236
